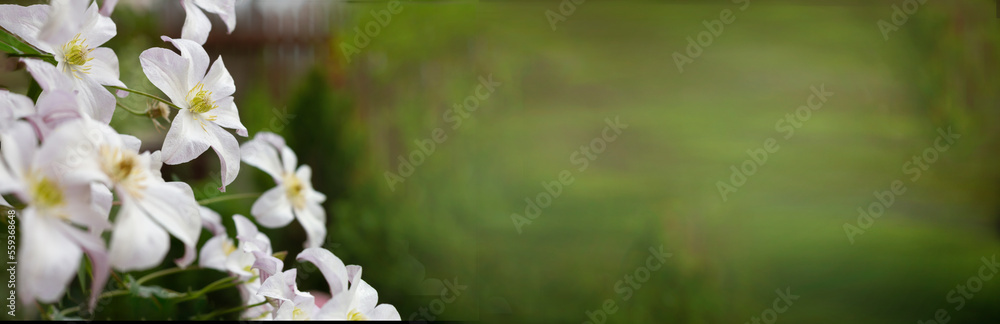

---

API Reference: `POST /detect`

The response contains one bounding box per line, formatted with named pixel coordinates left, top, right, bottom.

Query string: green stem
left=136, top=266, right=201, bottom=286
left=107, top=86, right=182, bottom=110
left=198, top=192, right=261, bottom=205
left=192, top=301, right=269, bottom=320
left=116, top=102, right=149, bottom=116
left=177, top=276, right=240, bottom=302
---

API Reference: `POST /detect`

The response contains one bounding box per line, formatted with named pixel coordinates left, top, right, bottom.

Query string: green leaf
left=0, top=28, right=41, bottom=55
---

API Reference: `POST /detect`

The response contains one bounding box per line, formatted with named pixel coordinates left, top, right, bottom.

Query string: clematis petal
left=367, top=304, right=402, bottom=321
left=18, top=209, right=83, bottom=303
left=296, top=248, right=349, bottom=296
left=109, top=199, right=171, bottom=271
left=281, top=146, right=297, bottom=175
left=180, top=0, right=211, bottom=45
left=209, top=96, right=247, bottom=136
left=38, top=0, right=88, bottom=47
left=89, top=182, right=112, bottom=226
left=257, top=268, right=297, bottom=302
left=21, top=58, right=74, bottom=92
left=201, top=120, right=241, bottom=191
left=78, top=1, right=116, bottom=48
left=193, top=0, right=236, bottom=33
left=99, top=0, right=117, bottom=16
left=0, top=121, right=38, bottom=184
left=0, top=90, right=36, bottom=128
left=161, top=109, right=210, bottom=164
left=202, top=56, right=235, bottom=98
left=0, top=4, right=53, bottom=53
left=72, top=74, right=117, bottom=124
left=61, top=181, right=111, bottom=231
left=198, top=234, right=231, bottom=272
left=162, top=36, right=209, bottom=85
left=199, top=206, right=225, bottom=236
left=233, top=214, right=270, bottom=250
left=86, top=47, right=126, bottom=87
left=295, top=200, right=326, bottom=249
left=251, top=251, right=283, bottom=284
left=351, top=279, right=380, bottom=314
left=250, top=185, right=294, bottom=228
left=142, top=181, right=202, bottom=267
left=57, top=218, right=111, bottom=311
left=139, top=47, right=192, bottom=106
left=240, top=133, right=284, bottom=181
left=30, top=90, right=83, bottom=139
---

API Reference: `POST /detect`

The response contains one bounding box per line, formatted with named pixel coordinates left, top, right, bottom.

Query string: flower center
left=99, top=146, right=147, bottom=198
left=292, top=307, right=309, bottom=320
left=187, top=83, right=217, bottom=114
left=283, top=174, right=306, bottom=209
left=29, top=175, right=64, bottom=211
left=61, top=34, right=93, bottom=73
left=347, top=309, right=366, bottom=321
left=223, top=239, right=237, bottom=256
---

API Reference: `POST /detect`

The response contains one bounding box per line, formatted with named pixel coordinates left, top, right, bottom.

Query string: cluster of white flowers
left=0, top=0, right=398, bottom=320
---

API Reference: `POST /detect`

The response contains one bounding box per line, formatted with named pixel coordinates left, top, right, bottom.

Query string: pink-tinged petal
left=225, top=243, right=256, bottom=278
left=251, top=251, right=284, bottom=284
left=367, top=304, right=401, bottom=321
left=86, top=47, right=126, bottom=87
left=198, top=234, right=231, bottom=272
left=257, top=269, right=297, bottom=301
left=119, top=134, right=141, bottom=152
left=210, top=97, right=246, bottom=136
left=180, top=0, right=211, bottom=45
left=294, top=200, right=326, bottom=249
left=194, top=0, right=236, bottom=33
left=199, top=206, right=225, bottom=236
left=56, top=218, right=111, bottom=311
left=0, top=4, right=53, bottom=53
left=201, top=120, right=240, bottom=191
left=21, top=58, right=73, bottom=91
left=99, top=0, right=118, bottom=16
left=73, top=75, right=116, bottom=124
left=18, top=209, right=83, bottom=303
left=345, top=265, right=361, bottom=285
left=38, top=0, right=89, bottom=47
left=109, top=199, right=170, bottom=271
left=30, top=90, right=82, bottom=139
left=78, top=1, right=116, bottom=48
left=240, top=134, right=284, bottom=181
left=315, top=292, right=351, bottom=320
left=161, top=109, right=210, bottom=164
left=250, top=186, right=294, bottom=228
left=162, top=36, right=209, bottom=85
left=139, top=47, right=192, bottom=105
left=296, top=248, right=348, bottom=296
left=148, top=150, right=163, bottom=179
left=202, top=56, right=234, bottom=98
left=140, top=181, right=202, bottom=267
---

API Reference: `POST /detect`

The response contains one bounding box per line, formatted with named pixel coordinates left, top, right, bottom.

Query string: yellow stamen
left=61, top=34, right=94, bottom=77
left=187, top=83, right=217, bottom=114
left=347, top=309, right=366, bottom=321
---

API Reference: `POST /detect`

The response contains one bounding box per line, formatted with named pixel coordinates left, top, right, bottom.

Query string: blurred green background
left=4, top=0, right=1000, bottom=322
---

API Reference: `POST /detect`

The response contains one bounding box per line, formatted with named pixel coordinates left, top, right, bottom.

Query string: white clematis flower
left=0, top=1, right=126, bottom=123
left=296, top=248, right=401, bottom=321
left=180, top=0, right=236, bottom=45
left=0, top=122, right=110, bottom=310
left=139, top=36, right=246, bottom=191
left=240, top=132, right=327, bottom=248
left=198, top=213, right=274, bottom=319
left=40, top=118, right=202, bottom=271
